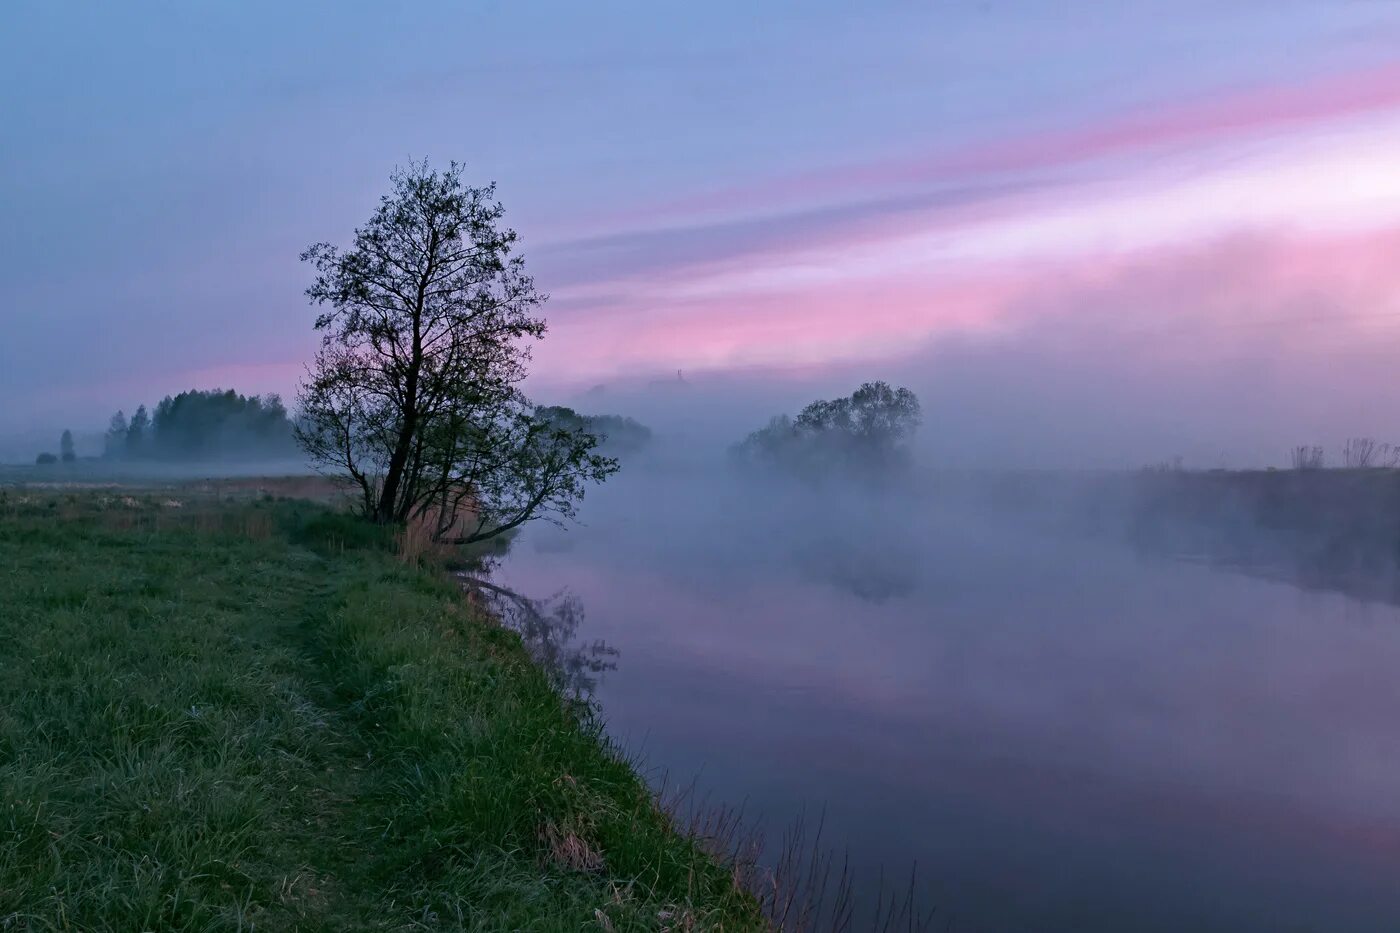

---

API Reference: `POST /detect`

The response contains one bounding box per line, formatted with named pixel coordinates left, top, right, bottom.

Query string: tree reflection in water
left=459, top=575, right=618, bottom=700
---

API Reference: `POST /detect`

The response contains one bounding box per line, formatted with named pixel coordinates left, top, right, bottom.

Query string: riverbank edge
left=0, top=487, right=767, bottom=930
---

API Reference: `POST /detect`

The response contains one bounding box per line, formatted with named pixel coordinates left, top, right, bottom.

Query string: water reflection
left=459, top=574, right=618, bottom=699
left=793, top=535, right=917, bottom=601
left=492, top=463, right=1400, bottom=933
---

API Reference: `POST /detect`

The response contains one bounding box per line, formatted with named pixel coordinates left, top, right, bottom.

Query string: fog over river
left=491, top=454, right=1400, bottom=933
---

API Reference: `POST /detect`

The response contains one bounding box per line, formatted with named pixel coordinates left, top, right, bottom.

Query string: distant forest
left=102, top=389, right=297, bottom=461
left=28, top=392, right=650, bottom=467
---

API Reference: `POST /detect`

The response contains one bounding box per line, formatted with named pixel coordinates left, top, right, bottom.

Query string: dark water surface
left=493, top=465, right=1400, bottom=932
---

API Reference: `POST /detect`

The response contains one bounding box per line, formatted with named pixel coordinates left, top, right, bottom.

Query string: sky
left=4, top=1, right=1400, bottom=465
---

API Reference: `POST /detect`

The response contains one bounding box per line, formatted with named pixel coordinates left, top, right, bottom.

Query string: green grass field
left=0, top=490, right=763, bottom=931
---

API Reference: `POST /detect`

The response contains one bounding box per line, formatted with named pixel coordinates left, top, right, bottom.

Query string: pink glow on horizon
left=528, top=62, right=1400, bottom=390
left=534, top=223, right=1400, bottom=387
left=72, top=359, right=312, bottom=415
left=83, top=60, right=1400, bottom=409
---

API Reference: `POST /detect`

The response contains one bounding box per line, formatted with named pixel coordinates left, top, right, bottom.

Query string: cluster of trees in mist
left=101, top=390, right=297, bottom=461
left=296, top=161, right=617, bottom=543
left=34, top=430, right=77, bottom=465
left=535, top=406, right=652, bottom=455
left=732, top=381, right=922, bottom=479
left=33, top=391, right=296, bottom=465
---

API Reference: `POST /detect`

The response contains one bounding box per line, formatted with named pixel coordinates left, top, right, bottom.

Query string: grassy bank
left=0, top=490, right=763, bottom=931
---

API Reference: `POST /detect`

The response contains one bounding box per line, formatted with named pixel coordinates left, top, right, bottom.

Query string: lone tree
left=59, top=430, right=75, bottom=463
left=297, top=161, right=617, bottom=541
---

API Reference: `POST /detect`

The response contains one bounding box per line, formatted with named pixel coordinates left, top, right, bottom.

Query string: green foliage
left=152, top=389, right=295, bottom=459
left=102, top=390, right=296, bottom=462
left=0, top=495, right=761, bottom=931
left=34, top=451, right=56, bottom=465
left=291, top=508, right=396, bottom=554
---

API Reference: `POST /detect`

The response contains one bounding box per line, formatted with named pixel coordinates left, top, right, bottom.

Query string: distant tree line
left=732, top=381, right=922, bottom=479
left=102, top=389, right=297, bottom=461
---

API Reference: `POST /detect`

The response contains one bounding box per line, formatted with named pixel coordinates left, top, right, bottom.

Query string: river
left=490, top=461, right=1400, bottom=932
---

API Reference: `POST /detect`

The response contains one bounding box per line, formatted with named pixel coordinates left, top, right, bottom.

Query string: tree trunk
left=376, top=230, right=434, bottom=524
left=376, top=371, right=418, bottom=523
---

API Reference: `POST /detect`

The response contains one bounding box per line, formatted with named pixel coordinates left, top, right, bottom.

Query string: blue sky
left=5, top=2, right=1400, bottom=464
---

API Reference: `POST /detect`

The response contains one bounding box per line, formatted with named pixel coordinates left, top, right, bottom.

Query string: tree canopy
left=102, top=390, right=297, bottom=461
left=733, top=381, right=922, bottom=478
left=104, top=411, right=128, bottom=459
left=535, top=406, right=652, bottom=455
left=297, top=161, right=616, bottom=540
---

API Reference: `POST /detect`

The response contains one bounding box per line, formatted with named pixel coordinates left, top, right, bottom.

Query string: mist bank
left=514, top=414, right=1400, bottom=611
left=539, top=253, right=1400, bottom=473
left=939, top=466, right=1400, bottom=603
left=1121, top=468, right=1400, bottom=599
left=498, top=441, right=1400, bottom=932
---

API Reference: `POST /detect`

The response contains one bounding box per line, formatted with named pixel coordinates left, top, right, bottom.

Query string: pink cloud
left=612, top=60, right=1400, bottom=231
left=66, top=359, right=309, bottom=419
left=535, top=224, right=1400, bottom=387
left=529, top=51, right=1400, bottom=396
